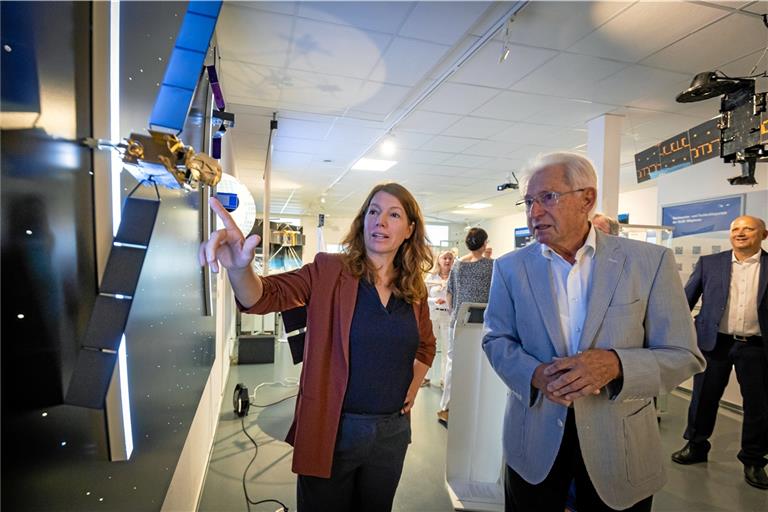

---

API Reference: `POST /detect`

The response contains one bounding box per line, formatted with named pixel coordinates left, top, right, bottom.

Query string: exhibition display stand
left=445, top=302, right=506, bottom=511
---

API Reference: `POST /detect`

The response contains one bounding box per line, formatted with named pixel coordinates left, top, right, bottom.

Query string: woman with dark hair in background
left=437, top=227, right=494, bottom=424
left=200, top=182, right=436, bottom=512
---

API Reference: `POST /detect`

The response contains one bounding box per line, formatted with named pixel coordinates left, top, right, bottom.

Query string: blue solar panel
left=164, top=48, right=204, bottom=90
left=188, top=0, right=222, bottom=18
left=151, top=86, right=196, bottom=134
left=177, top=13, right=217, bottom=52
left=149, top=0, right=222, bottom=134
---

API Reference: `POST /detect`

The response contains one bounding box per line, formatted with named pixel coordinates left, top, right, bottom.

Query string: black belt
left=718, top=332, right=763, bottom=344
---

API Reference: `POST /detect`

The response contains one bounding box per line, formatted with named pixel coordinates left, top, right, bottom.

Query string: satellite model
left=634, top=69, right=767, bottom=185
left=66, top=0, right=232, bottom=409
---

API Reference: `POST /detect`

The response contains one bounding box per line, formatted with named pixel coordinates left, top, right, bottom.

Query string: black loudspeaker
left=233, top=383, right=249, bottom=417
left=238, top=334, right=275, bottom=364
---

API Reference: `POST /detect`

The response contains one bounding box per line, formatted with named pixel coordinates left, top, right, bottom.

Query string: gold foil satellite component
left=121, top=131, right=222, bottom=189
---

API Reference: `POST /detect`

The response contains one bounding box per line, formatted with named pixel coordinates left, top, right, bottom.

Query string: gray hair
left=521, top=152, right=599, bottom=216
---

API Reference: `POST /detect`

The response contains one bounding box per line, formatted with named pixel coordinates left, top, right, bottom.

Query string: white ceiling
left=215, top=1, right=768, bottom=222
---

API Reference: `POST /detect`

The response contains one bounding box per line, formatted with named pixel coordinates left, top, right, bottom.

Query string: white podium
left=445, top=303, right=506, bottom=511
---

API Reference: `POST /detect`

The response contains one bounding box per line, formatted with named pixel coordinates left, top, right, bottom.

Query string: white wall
left=302, top=214, right=355, bottom=263
left=617, top=186, right=658, bottom=226
left=482, top=211, right=528, bottom=258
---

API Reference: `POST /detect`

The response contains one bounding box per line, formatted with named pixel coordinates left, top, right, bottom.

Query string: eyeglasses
left=516, top=189, right=586, bottom=210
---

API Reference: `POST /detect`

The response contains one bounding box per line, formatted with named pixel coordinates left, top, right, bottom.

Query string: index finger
left=544, top=357, right=577, bottom=375
left=547, top=370, right=581, bottom=393
left=210, top=197, right=240, bottom=232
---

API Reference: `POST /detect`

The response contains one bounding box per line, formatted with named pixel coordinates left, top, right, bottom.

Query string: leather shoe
left=744, top=465, right=768, bottom=490
left=671, top=442, right=708, bottom=465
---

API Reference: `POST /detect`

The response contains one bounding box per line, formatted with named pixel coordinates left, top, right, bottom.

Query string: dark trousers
left=504, top=409, right=653, bottom=512
left=684, top=333, right=768, bottom=467
left=297, top=412, right=410, bottom=512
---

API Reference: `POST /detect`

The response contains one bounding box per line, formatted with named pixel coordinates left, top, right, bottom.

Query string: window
left=425, top=224, right=449, bottom=247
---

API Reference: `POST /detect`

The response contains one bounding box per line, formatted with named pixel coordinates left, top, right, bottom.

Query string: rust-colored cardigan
left=239, top=252, right=436, bottom=478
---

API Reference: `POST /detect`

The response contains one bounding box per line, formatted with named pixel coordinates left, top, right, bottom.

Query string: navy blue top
left=342, top=279, right=419, bottom=414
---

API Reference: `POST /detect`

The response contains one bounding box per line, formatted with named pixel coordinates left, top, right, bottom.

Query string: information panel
left=514, top=227, right=533, bottom=248
left=661, top=195, right=742, bottom=238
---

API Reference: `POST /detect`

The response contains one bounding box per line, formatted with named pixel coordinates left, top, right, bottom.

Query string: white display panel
left=445, top=302, right=506, bottom=512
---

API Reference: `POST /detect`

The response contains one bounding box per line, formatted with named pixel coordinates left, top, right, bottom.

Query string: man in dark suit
left=671, top=215, right=768, bottom=490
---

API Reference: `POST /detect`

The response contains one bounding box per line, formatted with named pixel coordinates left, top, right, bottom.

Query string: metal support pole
left=262, top=113, right=278, bottom=276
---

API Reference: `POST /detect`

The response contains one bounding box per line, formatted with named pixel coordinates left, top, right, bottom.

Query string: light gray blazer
left=482, top=230, right=705, bottom=509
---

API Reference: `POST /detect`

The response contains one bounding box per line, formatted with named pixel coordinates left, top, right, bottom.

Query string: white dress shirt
left=541, top=226, right=597, bottom=355
left=719, top=251, right=762, bottom=337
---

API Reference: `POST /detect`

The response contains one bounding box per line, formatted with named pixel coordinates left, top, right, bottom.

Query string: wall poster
left=661, top=195, right=743, bottom=238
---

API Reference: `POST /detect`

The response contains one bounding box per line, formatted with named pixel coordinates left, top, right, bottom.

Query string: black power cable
left=240, top=415, right=290, bottom=512
left=237, top=384, right=298, bottom=512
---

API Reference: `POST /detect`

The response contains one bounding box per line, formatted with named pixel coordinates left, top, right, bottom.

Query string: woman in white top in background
left=423, top=250, right=455, bottom=388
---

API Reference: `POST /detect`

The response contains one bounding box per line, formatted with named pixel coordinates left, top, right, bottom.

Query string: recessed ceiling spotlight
left=380, top=136, right=397, bottom=157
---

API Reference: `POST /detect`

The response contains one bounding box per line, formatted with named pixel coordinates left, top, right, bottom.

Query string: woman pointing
left=200, top=182, right=435, bottom=512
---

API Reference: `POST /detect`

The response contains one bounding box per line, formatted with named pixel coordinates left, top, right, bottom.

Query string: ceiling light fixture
left=460, top=203, right=492, bottom=209
left=351, top=157, right=397, bottom=172
left=499, top=16, right=515, bottom=64
left=380, top=134, right=397, bottom=157
left=500, top=46, right=510, bottom=63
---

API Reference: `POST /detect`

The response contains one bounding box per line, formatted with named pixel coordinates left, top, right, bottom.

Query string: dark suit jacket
left=685, top=249, right=768, bottom=356
left=239, top=252, right=436, bottom=478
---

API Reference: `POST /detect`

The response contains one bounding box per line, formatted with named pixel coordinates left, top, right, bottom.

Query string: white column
left=586, top=114, right=622, bottom=217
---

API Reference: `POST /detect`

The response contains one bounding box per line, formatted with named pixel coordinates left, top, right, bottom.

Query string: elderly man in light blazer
left=483, top=152, right=705, bottom=511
